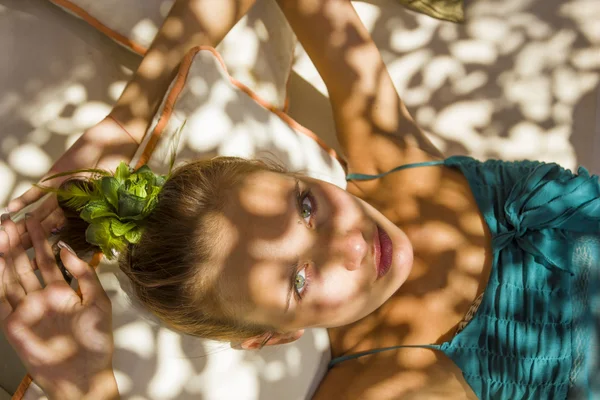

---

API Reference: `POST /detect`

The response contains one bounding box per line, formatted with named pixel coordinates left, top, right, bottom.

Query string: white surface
left=50, top=0, right=296, bottom=109
left=290, top=0, right=600, bottom=171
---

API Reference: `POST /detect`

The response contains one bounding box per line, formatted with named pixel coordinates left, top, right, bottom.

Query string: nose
left=328, top=228, right=368, bottom=271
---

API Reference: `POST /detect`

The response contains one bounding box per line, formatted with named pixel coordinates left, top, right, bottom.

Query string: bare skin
left=4, top=0, right=494, bottom=398
left=274, top=0, right=491, bottom=397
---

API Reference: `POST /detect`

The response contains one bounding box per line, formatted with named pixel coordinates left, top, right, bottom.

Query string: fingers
left=19, top=205, right=66, bottom=250
left=2, top=295, right=49, bottom=360
left=0, top=297, right=10, bottom=322
left=0, top=254, right=13, bottom=322
left=1, top=216, right=42, bottom=293
left=6, top=185, right=46, bottom=213
left=0, top=232, right=26, bottom=309
left=25, top=216, right=64, bottom=285
left=15, top=194, right=62, bottom=249
left=58, top=244, right=110, bottom=308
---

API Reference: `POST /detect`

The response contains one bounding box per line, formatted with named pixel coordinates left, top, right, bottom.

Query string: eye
left=294, top=267, right=307, bottom=297
left=300, top=196, right=313, bottom=223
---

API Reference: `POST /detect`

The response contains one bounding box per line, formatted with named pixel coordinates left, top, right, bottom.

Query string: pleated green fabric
left=334, top=156, right=600, bottom=399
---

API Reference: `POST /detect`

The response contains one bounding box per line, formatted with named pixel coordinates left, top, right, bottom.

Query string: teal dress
left=329, top=156, right=600, bottom=399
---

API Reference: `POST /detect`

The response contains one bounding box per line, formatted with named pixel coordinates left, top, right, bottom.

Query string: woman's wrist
left=46, top=369, right=120, bottom=400
left=83, top=116, right=140, bottom=168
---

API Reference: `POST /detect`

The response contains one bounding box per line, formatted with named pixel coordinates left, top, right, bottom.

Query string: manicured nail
left=57, top=259, right=73, bottom=283
left=57, top=241, right=76, bottom=255
left=1, top=213, right=10, bottom=222
left=51, top=226, right=64, bottom=235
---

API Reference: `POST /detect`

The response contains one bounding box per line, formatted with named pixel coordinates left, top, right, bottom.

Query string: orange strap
left=50, top=0, right=147, bottom=55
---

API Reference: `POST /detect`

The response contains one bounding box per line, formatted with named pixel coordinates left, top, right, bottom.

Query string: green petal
left=80, top=200, right=118, bottom=223
left=110, top=219, right=137, bottom=237
left=85, top=219, right=126, bottom=258
left=141, top=186, right=162, bottom=216
left=115, top=162, right=131, bottom=183
left=128, top=179, right=148, bottom=198
left=100, top=177, right=120, bottom=209
left=155, top=175, right=166, bottom=187
left=133, top=165, right=155, bottom=181
left=117, top=189, right=146, bottom=218
left=124, top=227, right=143, bottom=244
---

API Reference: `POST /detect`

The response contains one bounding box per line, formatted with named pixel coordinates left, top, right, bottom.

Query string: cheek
left=312, top=273, right=367, bottom=316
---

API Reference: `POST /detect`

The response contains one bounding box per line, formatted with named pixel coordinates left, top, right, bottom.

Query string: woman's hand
left=0, top=215, right=119, bottom=400
left=6, top=116, right=139, bottom=248
left=7, top=0, right=258, bottom=248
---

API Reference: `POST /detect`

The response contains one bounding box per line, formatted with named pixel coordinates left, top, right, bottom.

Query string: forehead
left=213, top=170, right=302, bottom=318
left=231, top=170, right=295, bottom=219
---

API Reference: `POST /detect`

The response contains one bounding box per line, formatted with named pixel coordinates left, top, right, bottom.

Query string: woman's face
left=211, top=170, right=414, bottom=332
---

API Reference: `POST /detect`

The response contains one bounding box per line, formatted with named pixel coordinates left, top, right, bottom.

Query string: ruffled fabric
left=491, top=163, right=600, bottom=273
left=334, top=156, right=600, bottom=399
left=440, top=156, right=600, bottom=399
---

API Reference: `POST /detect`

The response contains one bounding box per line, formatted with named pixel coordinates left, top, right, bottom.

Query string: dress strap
left=328, top=344, right=440, bottom=368
left=346, top=160, right=446, bottom=181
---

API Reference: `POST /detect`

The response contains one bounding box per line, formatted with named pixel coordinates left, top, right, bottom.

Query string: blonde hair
left=57, top=157, right=286, bottom=342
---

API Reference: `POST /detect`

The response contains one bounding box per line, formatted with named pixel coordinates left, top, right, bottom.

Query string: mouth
left=374, top=225, right=393, bottom=279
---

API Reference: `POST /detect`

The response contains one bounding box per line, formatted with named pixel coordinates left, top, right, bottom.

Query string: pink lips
left=374, top=225, right=393, bottom=279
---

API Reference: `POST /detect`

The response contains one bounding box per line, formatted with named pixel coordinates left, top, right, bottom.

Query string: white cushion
left=48, top=0, right=296, bottom=110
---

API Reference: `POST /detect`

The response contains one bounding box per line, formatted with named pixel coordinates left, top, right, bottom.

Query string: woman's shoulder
left=313, top=345, right=477, bottom=400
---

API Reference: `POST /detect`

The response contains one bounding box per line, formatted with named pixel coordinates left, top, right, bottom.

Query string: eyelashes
left=296, top=183, right=318, bottom=227
left=292, top=181, right=318, bottom=300
left=293, top=264, right=311, bottom=299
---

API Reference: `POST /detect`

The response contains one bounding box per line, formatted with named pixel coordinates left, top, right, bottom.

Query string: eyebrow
left=284, top=180, right=302, bottom=313
left=285, top=263, right=296, bottom=313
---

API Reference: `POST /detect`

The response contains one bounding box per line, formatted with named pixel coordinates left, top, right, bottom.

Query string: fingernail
left=1, top=213, right=10, bottom=222
left=57, top=241, right=76, bottom=255
left=57, top=259, right=73, bottom=283
left=24, top=213, right=32, bottom=220
left=0, top=252, right=4, bottom=257
left=51, top=226, right=64, bottom=235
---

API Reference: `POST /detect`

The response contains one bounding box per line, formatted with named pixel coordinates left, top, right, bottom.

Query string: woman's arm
left=8, top=0, right=257, bottom=245
left=276, top=0, right=442, bottom=178
left=109, top=0, right=257, bottom=142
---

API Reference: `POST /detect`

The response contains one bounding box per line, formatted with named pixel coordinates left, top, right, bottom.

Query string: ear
left=238, top=330, right=305, bottom=350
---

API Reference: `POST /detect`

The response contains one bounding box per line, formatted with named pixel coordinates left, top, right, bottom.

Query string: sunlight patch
left=8, top=144, right=51, bottom=177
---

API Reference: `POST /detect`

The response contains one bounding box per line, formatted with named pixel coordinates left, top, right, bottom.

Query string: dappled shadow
left=1, top=0, right=599, bottom=398
left=1, top=0, right=333, bottom=399
left=289, top=0, right=600, bottom=172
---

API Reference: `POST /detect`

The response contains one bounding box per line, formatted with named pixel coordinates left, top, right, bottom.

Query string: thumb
left=58, top=244, right=110, bottom=309
left=7, top=168, right=68, bottom=213
left=6, top=185, right=46, bottom=213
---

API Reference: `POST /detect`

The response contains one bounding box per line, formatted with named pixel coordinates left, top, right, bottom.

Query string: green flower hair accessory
left=41, top=162, right=167, bottom=259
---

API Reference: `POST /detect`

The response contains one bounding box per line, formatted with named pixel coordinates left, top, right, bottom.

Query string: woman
left=2, top=0, right=598, bottom=399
